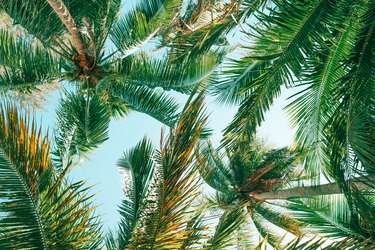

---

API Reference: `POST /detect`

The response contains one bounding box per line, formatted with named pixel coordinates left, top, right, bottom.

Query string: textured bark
left=47, top=0, right=88, bottom=68
left=251, top=176, right=375, bottom=201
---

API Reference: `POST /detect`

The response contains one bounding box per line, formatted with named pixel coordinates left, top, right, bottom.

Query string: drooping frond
left=206, top=206, right=246, bottom=249
left=253, top=203, right=304, bottom=238
left=0, top=29, right=60, bottom=89
left=110, top=82, right=180, bottom=126
left=196, top=141, right=234, bottom=193
left=110, top=0, right=183, bottom=56
left=110, top=138, right=155, bottom=249
left=0, top=101, right=102, bottom=249
left=52, top=91, right=110, bottom=171
left=221, top=0, right=347, bottom=147
left=0, top=0, right=66, bottom=43
left=116, top=51, right=222, bottom=94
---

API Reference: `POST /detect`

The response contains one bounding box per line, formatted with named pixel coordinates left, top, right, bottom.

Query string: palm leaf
left=52, top=91, right=110, bottom=171
left=110, top=82, right=180, bottom=126
left=0, top=101, right=102, bottom=249
left=116, top=51, right=222, bottom=94
left=109, top=138, right=155, bottom=249
left=110, top=0, right=183, bottom=57
left=221, top=0, right=344, bottom=147
left=0, top=29, right=60, bottom=89
left=206, top=206, right=246, bottom=249
left=126, top=92, right=208, bottom=249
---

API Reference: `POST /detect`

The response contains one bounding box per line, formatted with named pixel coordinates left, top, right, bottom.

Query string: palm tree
left=196, top=135, right=375, bottom=248
left=203, top=0, right=375, bottom=181
left=0, top=101, right=102, bottom=249
left=0, top=0, right=224, bottom=161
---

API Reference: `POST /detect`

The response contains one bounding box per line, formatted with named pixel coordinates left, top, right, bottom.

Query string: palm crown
left=0, top=0, right=226, bottom=160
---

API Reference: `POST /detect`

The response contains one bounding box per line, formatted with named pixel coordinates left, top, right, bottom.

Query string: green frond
left=0, top=29, right=60, bottom=90
left=110, top=0, right=182, bottom=56
left=117, top=51, right=222, bottom=94
left=52, top=91, right=110, bottom=171
left=0, top=0, right=66, bottom=43
left=125, top=92, right=208, bottom=249
left=196, top=141, right=235, bottom=193
left=343, top=1, right=375, bottom=171
left=221, top=0, right=344, bottom=147
left=110, top=82, right=180, bottom=126
left=254, top=203, right=304, bottom=237
left=285, top=4, right=358, bottom=178
left=206, top=206, right=246, bottom=249
left=181, top=212, right=206, bottom=249
left=0, top=101, right=102, bottom=249
left=111, top=137, right=155, bottom=249
left=251, top=212, right=282, bottom=247
left=274, top=198, right=365, bottom=240
left=110, top=0, right=163, bottom=55
left=166, top=13, right=234, bottom=62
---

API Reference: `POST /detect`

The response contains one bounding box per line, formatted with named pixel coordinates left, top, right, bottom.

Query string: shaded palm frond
left=253, top=203, right=304, bottom=238
left=116, top=51, right=222, bottom=94
left=0, top=29, right=60, bottom=90
left=0, top=0, right=66, bottom=43
left=206, top=206, right=246, bottom=249
left=52, top=91, right=110, bottom=172
left=196, top=141, right=234, bottom=193
left=111, top=82, right=180, bottom=126
left=110, top=0, right=183, bottom=57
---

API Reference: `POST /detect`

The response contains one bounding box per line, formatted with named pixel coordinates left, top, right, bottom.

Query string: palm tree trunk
left=47, top=0, right=88, bottom=68
left=251, top=176, right=375, bottom=201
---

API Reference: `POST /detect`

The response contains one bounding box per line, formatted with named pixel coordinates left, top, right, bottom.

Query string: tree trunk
left=251, top=176, right=375, bottom=201
left=47, top=0, right=88, bottom=68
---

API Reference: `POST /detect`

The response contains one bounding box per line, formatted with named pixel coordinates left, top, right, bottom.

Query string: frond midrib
left=0, top=149, right=48, bottom=249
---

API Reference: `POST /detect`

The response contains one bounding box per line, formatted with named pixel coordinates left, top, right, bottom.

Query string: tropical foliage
left=0, top=0, right=225, bottom=158
left=0, top=0, right=374, bottom=249
left=0, top=101, right=101, bottom=249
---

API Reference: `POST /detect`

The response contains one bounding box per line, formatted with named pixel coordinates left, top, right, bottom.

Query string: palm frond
left=221, top=0, right=343, bottom=147
left=52, top=91, right=110, bottom=171
left=116, top=51, right=222, bottom=94
left=110, top=0, right=182, bottom=56
left=206, top=206, right=246, bottom=249
left=286, top=1, right=370, bottom=179
left=254, top=203, right=304, bottom=237
left=126, top=92, right=208, bottom=249
left=196, top=141, right=234, bottom=193
left=111, top=138, right=155, bottom=249
left=0, top=101, right=102, bottom=249
left=274, top=198, right=365, bottom=240
left=110, top=82, right=180, bottom=126
left=0, top=29, right=60, bottom=90
left=0, top=0, right=66, bottom=43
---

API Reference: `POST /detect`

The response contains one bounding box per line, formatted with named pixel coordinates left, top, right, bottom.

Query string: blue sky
left=32, top=0, right=296, bottom=233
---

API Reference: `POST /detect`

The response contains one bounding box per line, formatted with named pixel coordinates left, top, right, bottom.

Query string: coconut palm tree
left=203, top=0, right=375, bottom=180
left=196, top=135, right=375, bottom=248
left=0, top=0, right=226, bottom=161
left=168, top=0, right=374, bottom=193
left=0, top=101, right=102, bottom=249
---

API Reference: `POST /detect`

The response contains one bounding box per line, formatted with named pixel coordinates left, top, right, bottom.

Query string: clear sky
left=32, top=0, right=296, bottom=233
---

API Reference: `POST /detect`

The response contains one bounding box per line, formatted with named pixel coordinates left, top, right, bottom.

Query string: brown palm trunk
left=47, top=0, right=88, bottom=68
left=251, top=176, right=375, bottom=201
